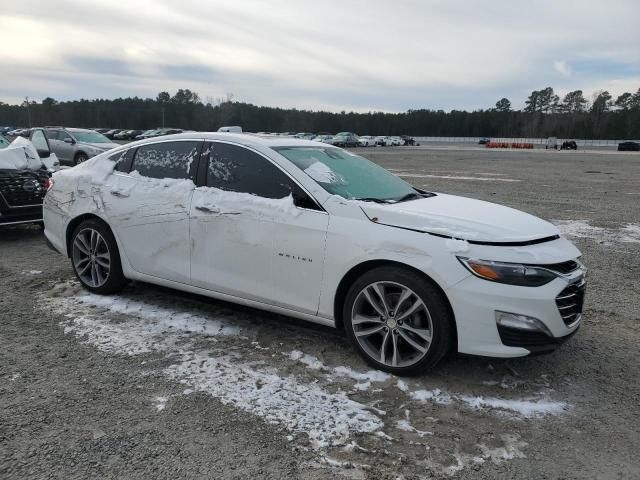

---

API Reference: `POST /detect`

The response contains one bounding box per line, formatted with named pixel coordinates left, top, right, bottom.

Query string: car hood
left=80, top=141, right=119, bottom=151
left=359, top=193, right=560, bottom=243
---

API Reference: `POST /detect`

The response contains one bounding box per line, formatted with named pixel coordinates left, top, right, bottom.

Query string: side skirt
left=124, top=270, right=337, bottom=329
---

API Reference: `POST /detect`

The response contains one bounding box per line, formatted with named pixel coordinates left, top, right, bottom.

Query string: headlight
left=457, top=257, right=557, bottom=287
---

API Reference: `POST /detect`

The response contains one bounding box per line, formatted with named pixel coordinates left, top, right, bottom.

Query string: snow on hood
left=359, top=194, right=560, bottom=243
left=0, top=136, right=46, bottom=170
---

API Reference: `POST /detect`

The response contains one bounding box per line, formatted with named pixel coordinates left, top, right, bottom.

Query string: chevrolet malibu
left=43, top=133, right=586, bottom=374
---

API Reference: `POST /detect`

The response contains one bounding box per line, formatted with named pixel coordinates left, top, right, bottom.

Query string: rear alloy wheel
left=344, top=267, right=453, bottom=375
left=71, top=220, right=127, bottom=294
left=75, top=153, right=88, bottom=165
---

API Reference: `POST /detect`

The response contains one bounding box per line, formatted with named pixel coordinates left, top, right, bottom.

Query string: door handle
left=195, top=205, right=219, bottom=213
left=110, top=190, right=129, bottom=198
left=195, top=205, right=240, bottom=215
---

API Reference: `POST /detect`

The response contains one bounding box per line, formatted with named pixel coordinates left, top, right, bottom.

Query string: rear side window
left=109, top=149, right=134, bottom=173
left=131, top=141, right=200, bottom=180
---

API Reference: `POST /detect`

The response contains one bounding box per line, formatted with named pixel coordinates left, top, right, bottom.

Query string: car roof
left=67, top=128, right=99, bottom=133
left=124, top=132, right=333, bottom=149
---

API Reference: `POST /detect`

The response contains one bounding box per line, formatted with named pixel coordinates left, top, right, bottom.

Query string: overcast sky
left=1, top=0, right=639, bottom=112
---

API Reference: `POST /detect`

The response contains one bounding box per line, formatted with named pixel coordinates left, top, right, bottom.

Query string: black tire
left=343, top=266, right=454, bottom=376
left=71, top=219, right=127, bottom=294
left=74, top=153, right=89, bottom=165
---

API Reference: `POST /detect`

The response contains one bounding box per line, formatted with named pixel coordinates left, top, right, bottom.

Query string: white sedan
left=358, top=136, right=376, bottom=147
left=43, top=133, right=585, bottom=374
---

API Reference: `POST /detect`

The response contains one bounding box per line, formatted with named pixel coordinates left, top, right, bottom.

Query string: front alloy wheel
left=352, top=282, right=433, bottom=368
left=344, top=267, right=453, bottom=375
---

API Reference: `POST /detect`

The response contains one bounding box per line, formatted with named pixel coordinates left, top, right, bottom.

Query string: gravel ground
left=1, top=146, right=639, bottom=479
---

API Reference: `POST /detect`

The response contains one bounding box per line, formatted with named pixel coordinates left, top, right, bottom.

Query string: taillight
left=44, top=178, right=54, bottom=191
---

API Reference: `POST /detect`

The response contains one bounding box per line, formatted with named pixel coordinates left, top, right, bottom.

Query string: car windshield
left=0, top=134, right=10, bottom=149
left=72, top=131, right=111, bottom=143
left=274, top=146, right=417, bottom=202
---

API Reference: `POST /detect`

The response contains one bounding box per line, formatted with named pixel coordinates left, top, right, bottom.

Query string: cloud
left=554, top=61, right=572, bottom=77
left=0, top=0, right=639, bottom=111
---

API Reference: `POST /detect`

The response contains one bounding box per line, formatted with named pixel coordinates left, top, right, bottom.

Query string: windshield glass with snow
left=274, top=146, right=416, bottom=202
left=72, top=131, right=112, bottom=143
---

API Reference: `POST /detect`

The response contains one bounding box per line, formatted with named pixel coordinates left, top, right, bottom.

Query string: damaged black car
left=0, top=128, right=59, bottom=226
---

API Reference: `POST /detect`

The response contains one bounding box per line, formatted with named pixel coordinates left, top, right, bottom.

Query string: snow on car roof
left=123, top=132, right=330, bottom=149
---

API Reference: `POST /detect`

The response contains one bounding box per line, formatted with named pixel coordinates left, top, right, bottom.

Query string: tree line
left=1, top=87, right=639, bottom=139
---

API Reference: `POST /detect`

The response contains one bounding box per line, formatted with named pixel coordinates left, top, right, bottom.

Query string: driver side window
left=205, top=142, right=321, bottom=210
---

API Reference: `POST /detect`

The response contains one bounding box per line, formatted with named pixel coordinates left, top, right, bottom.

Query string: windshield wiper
left=354, top=197, right=392, bottom=204
left=394, top=192, right=424, bottom=203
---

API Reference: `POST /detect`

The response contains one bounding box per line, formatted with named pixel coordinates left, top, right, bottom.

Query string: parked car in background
left=478, top=137, right=491, bottom=145
left=401, top=135, right=417, bottom=146
left=618, top=141, right=640, bottom=152
left=8, top=128, right=31, bottom=137
left=546, top=137, right=559, bottom=150
left=295, top=133, right=315, bottom=140
left=374, top=136, right=387, bottom=146
left=93, top=128, right=110, bottom=134
left=45, top=127, right=119, bottom=165
left=44, top=132, right=586, bottom=374
left=358, top=136, right=376, bottom=147
left=135, top=129, right=160, bottom=140
left=1, top=127, right=16, bottom=135
left=104, top=129, right=125, bottom=140
left=114, top=129, right=144, bottom=140
left=331, top=132, right=359, bottom=147
left=560, top=140, right=578, bottom=150
left=312, top=134, right=334, bottom=144
left=0, top=128, right=57, bottom=226
left=160, top=128, right=184, bottom=136
left=388, top=136, right=403, bottom=146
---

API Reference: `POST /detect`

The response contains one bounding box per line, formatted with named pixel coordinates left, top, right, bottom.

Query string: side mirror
left=63, top=137, right=75, bottom=144
left=37, top=148, right=51, bottom=158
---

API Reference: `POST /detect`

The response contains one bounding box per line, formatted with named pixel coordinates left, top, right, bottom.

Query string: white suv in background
left=43, top=133, right=585, bottom=374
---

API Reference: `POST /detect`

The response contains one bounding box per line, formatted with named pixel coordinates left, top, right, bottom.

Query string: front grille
left=544, top=260, right=579, bottom=275
left=556, top=280, right=586, bottom=327
left=0, top=170, right=49, bottom=207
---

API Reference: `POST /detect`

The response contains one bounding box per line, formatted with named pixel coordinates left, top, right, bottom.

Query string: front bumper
left=447, top=268, right=585, bottom=358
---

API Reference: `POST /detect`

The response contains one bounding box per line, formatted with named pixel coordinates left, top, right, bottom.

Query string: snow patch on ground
left=396, top=379, right=409, bottom=392
left=410, top=388, right=452, bottom=405
left=46, top=290, right=384, bottom=449
left=153, top=396, right=168, bottom=412
left=396, top=410, right=432, bottom=437
left=287, top=350, right=391, bottom=388
left=22, top=270, right=43, bottom=275
left=554, top=220, right=640, bottom=244
left=460, top=395, right=568, bottom=418
left=56, top=292, right=239, bottom=355
left=165, top=352, right=383, bottom=448
left=407, top=386, right=566, bottom=418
